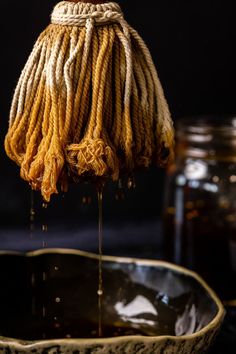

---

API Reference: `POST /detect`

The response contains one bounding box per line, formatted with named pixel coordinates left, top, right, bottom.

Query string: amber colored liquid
left=97, top=186, right=103, bottom=337
left=164, top=205, right=236, bottom=300
left=30, top=189, right=35, bottom=240
left=27, top=186, right=105, bottom=339
left=0, top=251, right=195, bottom=341
left=2, top=320, right=149, bottom=341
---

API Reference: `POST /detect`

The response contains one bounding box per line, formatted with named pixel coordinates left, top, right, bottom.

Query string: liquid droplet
left=42, top=225, right=48, bottom=232
left=42, top=241, right=47, bottom=248
left=118, top=179, right=123, bottom=189
left=127, top=176, right=136, bottom=190
left=42, top=306, right=46, bottom=318
left=41, top=199, right=48, bottom=248
left=115, top=190, right=125, bottom=201
left=82, top=195, right=92, bottom=205
left=30, top=189, right=35, bottom=239
left=31, top=273, right=35, bottom=286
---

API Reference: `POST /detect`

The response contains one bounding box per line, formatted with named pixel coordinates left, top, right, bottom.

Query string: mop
left=5, top=0, right=174, bottom=202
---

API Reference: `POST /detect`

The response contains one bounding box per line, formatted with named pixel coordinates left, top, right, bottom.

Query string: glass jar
left=164, top=116, right=236, bottom=301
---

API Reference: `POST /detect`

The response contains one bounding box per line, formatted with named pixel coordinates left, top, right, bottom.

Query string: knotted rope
left=5, top=1, right=174, bottom=202
left=51, top=1, right=123, bottom=26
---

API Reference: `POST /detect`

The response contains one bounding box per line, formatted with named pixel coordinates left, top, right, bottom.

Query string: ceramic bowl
left=0, top=249, right=224, bottom=353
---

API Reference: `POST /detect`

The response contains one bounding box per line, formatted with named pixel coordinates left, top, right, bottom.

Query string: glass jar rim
left=177, top=115, right=236, bottom=137
left=176, top=115, right=236, bottom=161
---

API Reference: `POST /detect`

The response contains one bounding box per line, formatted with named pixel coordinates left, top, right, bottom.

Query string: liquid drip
left=127, top=176, right=136, bottom=190
left=30, top=189, right=35, bottom=240
left=42, top=200, right=48, bottom=248
left=115, top=179, right=125, bottom=201
left=41, top=200, right=48, bottom=338
left=97, top=186, right=103, bottom=338
left=82, top=195, right=92, bottom=205
left=30, top=190, right=36, bottom=319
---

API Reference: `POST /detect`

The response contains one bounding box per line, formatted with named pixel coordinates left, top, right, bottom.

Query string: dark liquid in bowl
left=3, top=320, right=151, bottom=341
left=0, top=252, right=216, bottom=341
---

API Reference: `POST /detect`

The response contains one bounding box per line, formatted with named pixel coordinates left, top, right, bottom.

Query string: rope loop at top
left=51, top=1, right=123, bottom=26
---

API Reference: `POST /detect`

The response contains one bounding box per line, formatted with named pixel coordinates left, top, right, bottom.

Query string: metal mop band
left=5, top=1, right=174, bottom=202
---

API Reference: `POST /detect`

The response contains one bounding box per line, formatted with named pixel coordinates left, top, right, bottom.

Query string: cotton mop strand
left=5, top=0, right=174, bottom=202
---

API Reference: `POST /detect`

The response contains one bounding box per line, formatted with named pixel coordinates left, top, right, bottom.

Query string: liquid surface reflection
left=0, top=250, right=218, bottom=340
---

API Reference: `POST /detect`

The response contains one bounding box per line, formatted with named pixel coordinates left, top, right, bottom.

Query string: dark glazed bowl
left=0, top=249, right=224, bottom=353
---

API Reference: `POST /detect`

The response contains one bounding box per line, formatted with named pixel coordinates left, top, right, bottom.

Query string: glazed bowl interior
left=0, top=249, right=222, bottom=342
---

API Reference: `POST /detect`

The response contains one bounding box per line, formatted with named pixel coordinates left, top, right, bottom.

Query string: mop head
left=5, top=1, right=174, bottom=202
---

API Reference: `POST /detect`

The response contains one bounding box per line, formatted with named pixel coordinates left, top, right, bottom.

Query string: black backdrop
left=0, top=1, right=235, bottom=254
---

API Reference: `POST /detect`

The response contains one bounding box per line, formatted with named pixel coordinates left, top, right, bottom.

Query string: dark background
left=0, top=2, right=235, bottom=352
left=0, top=0, right=235, bottom=254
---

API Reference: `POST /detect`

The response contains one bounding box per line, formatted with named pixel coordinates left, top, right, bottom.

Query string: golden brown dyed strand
left=5, top=1, right=174, bottom=202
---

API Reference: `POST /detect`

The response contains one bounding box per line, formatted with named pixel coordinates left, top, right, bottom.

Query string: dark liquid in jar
left=164, top=202, right=236, bottom=300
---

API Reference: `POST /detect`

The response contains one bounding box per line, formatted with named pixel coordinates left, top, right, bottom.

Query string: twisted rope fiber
left=5, top=1, right=174, bottom=202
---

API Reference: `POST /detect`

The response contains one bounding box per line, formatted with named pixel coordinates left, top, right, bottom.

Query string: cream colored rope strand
left=129, top=25, right=174, bottom=162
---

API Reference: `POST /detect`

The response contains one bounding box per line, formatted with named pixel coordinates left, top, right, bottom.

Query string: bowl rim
left=0, top=248, right=225, bottom=348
